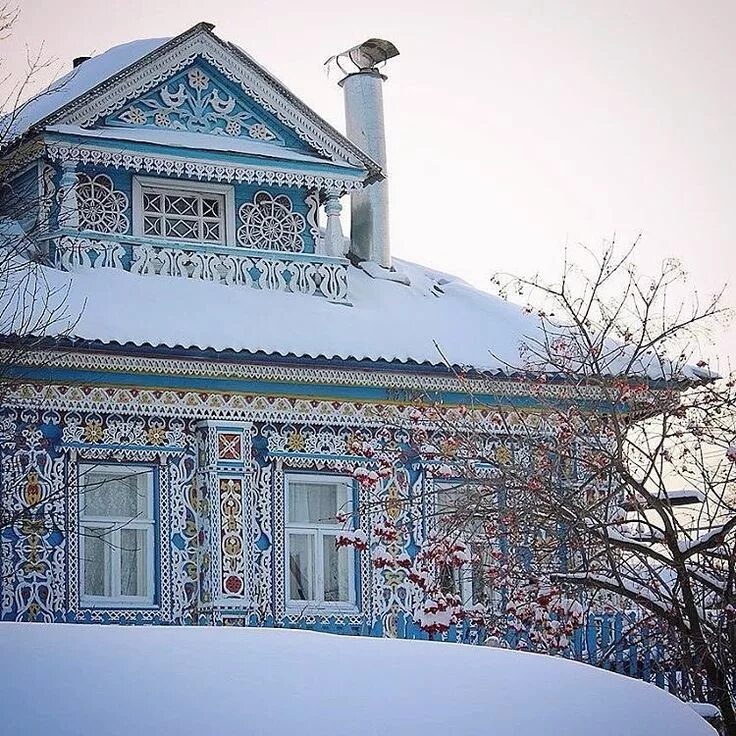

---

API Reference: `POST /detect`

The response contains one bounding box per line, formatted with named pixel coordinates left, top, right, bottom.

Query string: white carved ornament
left=45, top=143, right=364, bottom=194
left=38, top=163, right=56, bottom=231
left=75, top=174, right=130, bottom=234
left=237, top=191, right=306, bottom=252
left=304, top=190, right=321, bottom=246
left=52, top=236, right=348, bottom=302
left=112, top=67, right=280, bottom=143
left=55, top=236, right=126, bottom=270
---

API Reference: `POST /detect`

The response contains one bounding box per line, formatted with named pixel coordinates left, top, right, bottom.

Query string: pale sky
left=6, top=0, right=735, bottom=360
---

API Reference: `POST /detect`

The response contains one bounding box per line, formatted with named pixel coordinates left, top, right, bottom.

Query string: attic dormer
left=2, top=23, right=384, bottom=304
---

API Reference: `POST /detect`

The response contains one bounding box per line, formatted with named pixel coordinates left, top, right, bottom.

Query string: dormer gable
left=0, top=23, right=388, bottom=307
left=104, top=60, right=295, bottom=150
left=29, top=23, right=380, bottom=180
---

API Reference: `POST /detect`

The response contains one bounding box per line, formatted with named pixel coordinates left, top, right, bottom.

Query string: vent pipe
left=328, top=39, right=399, bottom=269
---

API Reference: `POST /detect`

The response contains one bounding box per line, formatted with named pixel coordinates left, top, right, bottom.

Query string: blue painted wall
left=1, top=165, right=39, bottom=233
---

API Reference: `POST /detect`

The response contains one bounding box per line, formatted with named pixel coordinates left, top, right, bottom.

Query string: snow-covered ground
left=0, top=623, right=713, bottom=735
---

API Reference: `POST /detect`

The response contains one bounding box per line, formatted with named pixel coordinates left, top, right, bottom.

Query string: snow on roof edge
left=1, top=37, right=170, bottom=146
left=1, top=252, right=710, bottom=385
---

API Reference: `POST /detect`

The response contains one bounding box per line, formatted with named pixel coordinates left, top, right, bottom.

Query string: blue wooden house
left=0, top=22, right=584, bottom=633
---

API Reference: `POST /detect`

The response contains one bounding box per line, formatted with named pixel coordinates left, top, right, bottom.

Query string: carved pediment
left=43, top=25, right=381, bottom=179
left=105, top=62, right=290, bottom=147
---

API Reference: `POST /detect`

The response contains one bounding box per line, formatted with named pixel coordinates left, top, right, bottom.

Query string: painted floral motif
left=75, top=174, right=129, bottom=234
left=495, top=444, right=513, bottom=465
left=112, top=65, right=280, bottom=142
left=82, top=420, right=104, bottom=443
left=237, top=191, right=306, bottom=252
left=147, top=425, right=167, bottom=445
left=219, top=478, right=246, bottom=597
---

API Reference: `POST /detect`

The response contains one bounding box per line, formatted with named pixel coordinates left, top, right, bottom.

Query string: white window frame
left=284, top=473, right=358, bottom=613
left=78, top=462, right=156, bottom=608
left=132, top=176, right=235, bottom=246
left=455, top=542, right=503, bottom=611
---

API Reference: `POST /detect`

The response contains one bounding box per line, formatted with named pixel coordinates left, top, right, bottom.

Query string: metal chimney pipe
left=330, top=40, right=399, bottom=268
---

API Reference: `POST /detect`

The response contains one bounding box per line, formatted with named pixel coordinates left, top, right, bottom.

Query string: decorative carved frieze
left=54, top=236, right=126, bottom=270
left=46, top=142, right=365, bottom=194
left=50, top=28, right=379, bottom=175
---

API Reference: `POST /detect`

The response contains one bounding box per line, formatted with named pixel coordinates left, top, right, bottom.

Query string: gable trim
left=40, top=23, right=382, bottom=182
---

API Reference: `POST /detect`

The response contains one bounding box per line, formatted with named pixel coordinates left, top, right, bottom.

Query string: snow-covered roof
left=658, top=489, right=706, bottom=506
left=8, top=258, right=537, bottom=371
left=623, top=488, right=707, bottom=511
left=3, top=255, right=711, bottom=380
left=0, top=623, right=712, bottom=736
left=1, top=38, right=169, bottom=143
left=688, top=702, right=721, bottom=721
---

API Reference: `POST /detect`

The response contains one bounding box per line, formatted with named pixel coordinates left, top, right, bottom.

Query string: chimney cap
left=73, top=56, right=91, bottom=69
left=326, top=39, right=399, bottom=78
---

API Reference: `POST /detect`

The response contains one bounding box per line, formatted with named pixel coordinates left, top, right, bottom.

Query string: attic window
left=132, top=177, right=234, bottom=246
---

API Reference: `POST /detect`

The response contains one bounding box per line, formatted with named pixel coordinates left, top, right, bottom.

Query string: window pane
left=323, top=535, right=350, bottom=602
left=82, top=467, right=150, bottom=518
left=121, top=528, right=147, bottom=597
left=165, top=218, right=198, bottom=240
left=201, top=221, right=221, bottom=242
left=143, top=215, right=162, bottom=236
left=202, top=198, right=220, bottom=218
left=164, top=194, right=198, bottom=216
left=142, top=192, right=162, bottom=213
left=470, top=544, right=495, bottom=607
left=288, top=482, right=342, bottom=524
left=83, top=529, right=109, bottom=597
left=288, top=533, right=314, bottom=601
left=436, top=483, right=465, bottom=518
left=438, top=563, right=457, bottom=595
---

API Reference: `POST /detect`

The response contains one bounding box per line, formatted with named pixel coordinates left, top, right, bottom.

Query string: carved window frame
left=132, top=175, right=235, bottom=247
left=433, top=479, right=503, bottom=610
left=283, top=472, right=359, bottom=614
left=78, top=461, right=158, bottom=609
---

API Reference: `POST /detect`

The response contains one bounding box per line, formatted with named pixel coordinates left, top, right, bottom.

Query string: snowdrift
left=0, top=622, right=713, bottom=736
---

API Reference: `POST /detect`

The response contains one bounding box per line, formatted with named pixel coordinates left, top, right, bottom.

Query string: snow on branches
left=334, top=405, right=588, bottom=649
